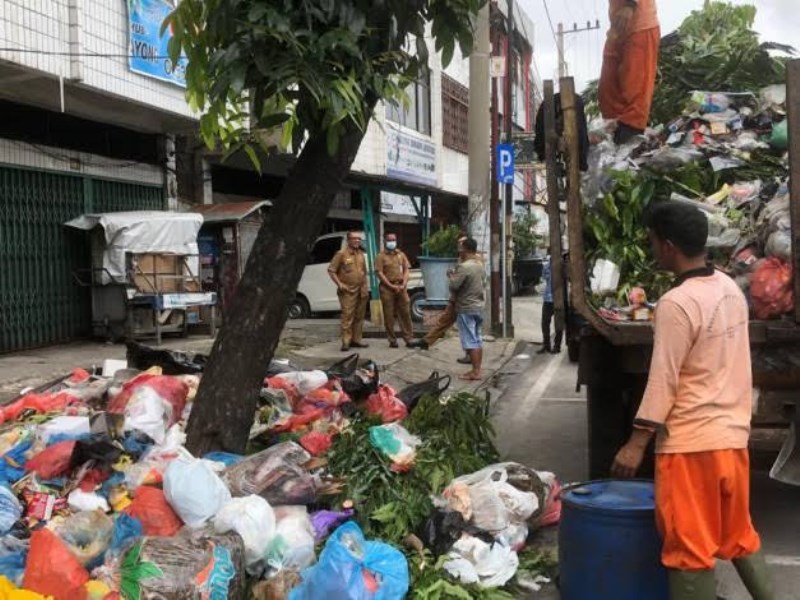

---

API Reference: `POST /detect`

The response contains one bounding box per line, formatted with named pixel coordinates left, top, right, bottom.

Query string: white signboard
left=386, top=125, right=437, bottom=187
left=380, top=192, right=420, bottom=217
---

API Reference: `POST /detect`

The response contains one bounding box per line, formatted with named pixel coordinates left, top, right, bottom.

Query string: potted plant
left=419, top=224, right=461, bottom=301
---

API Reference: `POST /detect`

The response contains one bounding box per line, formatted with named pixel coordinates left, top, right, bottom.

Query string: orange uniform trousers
left=422, top=301, right=456, bottom=347
left=655, top=449, right=761, bottom=571
left=599, top=27, right=660, bottom=131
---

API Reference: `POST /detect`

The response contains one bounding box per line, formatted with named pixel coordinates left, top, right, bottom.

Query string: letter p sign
left=496, top=144, right=515, bottom=184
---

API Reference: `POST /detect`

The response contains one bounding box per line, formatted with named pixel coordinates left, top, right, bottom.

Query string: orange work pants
left=655, top=449, right=762, bottom=571
left=599, top=27, right=660, bottom=131
left=423, top=301, right=456, bottom=347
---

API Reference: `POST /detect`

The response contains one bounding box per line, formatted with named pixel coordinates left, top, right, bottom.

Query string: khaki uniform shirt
left=375, top=250, right=410, bottom=285
left=328, top=247, right=368, bottom=293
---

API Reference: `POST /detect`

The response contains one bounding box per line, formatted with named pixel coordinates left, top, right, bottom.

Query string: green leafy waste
left=327, top=391, right=553, bottom=596
left=120, top=542, right=165, bottom=600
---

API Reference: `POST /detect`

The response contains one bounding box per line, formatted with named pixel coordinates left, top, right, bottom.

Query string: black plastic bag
left=419, top=510, right=494, bottom=556
left=339, top=361, right=379, bottom=402
left=397, top=372, right=451, bottom=412
left=325, top=353, right=360, bottom=379
left=126, top=341, right=206, bottom=375
left=70, top=438, right=123, bottom=470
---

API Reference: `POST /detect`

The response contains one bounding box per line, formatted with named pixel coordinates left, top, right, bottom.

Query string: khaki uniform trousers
left=338, top=290, right=368, bottom=346
left=423, top=301, right=457, bottom=346
left=379, top=284, right=413, bottom=343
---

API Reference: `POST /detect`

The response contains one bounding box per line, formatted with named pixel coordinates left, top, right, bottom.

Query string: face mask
left=386, top=241, right=397, bottom=251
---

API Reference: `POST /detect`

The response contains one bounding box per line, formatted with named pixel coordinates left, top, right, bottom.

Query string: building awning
left=191, top=200, right=271, bottom=224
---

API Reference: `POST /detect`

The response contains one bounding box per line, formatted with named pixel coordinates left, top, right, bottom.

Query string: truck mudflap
left=770, top=404, right=800, bottom=485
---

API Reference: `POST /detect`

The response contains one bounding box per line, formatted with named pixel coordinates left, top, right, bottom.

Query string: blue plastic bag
left=0, top=487, right=21, bottom=536
left=0, top=439, right=32, bottom=485
left=203, top=452, right=244, bottom=467
left=289, top=522, right=409, bottom=600
left=110, top=514, right=144, bottom=558
left=0, top=536, right=28, bottom=586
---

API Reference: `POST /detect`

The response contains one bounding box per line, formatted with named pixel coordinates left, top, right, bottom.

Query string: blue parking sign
left=496, top=144, right=515, bottom=184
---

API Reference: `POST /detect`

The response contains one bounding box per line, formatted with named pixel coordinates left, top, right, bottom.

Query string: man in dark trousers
left=538, top=251, right=563, bottom=354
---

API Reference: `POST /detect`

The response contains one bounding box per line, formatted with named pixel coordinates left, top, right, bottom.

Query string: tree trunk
left=185, top=121, right=369, bottom=456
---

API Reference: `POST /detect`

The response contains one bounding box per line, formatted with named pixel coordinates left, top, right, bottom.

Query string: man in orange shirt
left=600, top=0, right=660, bottom=144
left=611, top=202, right=773, bottom=599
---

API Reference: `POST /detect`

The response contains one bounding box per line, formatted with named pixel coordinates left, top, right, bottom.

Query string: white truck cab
left=289, top=231, right=424, bottom=321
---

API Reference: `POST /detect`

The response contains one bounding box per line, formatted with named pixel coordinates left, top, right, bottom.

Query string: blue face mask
left=386, top=241, right=397, bottom=251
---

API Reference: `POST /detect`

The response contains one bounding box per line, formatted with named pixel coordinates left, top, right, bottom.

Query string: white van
left=289, top=232, right=425, bottom=321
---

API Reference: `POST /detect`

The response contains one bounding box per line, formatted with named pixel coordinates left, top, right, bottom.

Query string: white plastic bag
left=124, top=387, right=173, bottom=444
left=164, top=458, right=232, bottom=528
left=214, top=495, right=276, bottom=574
left=124, top=424, right=190, bottom=489
left=37, top=416, right=91, bottom=445
left=0, top=485, right=22, bottom=535
left=266, top=506, right=316, bottom=574
left=369, top=423, right=422, bottom=468
left=271, top=371, right=328, bottom=396
left=443, top=536, right=519, bottom=588
left=68, top=489, right=111, bottom=513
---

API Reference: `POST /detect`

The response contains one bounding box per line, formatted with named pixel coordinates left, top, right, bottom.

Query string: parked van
left=289, top=232, right=425, bottom=321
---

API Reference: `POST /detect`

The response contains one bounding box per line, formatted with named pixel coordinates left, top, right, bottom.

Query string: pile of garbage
left=583, top=85, right=792, bottom=321
left=0, top=344, right=560, bottom=599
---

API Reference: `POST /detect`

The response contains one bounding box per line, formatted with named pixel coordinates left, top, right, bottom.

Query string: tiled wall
left=0, top=0, right=194, bottom=119
left=0, top=138, right=163, bottom=186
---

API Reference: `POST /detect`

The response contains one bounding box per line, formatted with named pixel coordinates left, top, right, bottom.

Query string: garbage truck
left=544, top=61, right=800, bottom=484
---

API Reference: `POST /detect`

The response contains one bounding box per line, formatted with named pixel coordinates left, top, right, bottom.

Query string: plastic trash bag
left=420, top=509, right=473, bottom=557
left=24, top=527, right=90, bottom=598
left=251, top=571, right=302, bottom=600
left=24, top=440, right=77, bottom=480
left=396, top=373, right=451, bottom=412
left=54, top=510, right=114, bottom=568
left=299, top=431, right=333, bottom=456
left=0, top=437, right=32, bottom=485
left=365, top=385, right=407, bottom=423
left=124, top=424, right=191, bottom=489
left=0, top=487, right=22, bottom=536
left=36, top=416, right=91, bottom=445
left=126, top=341, right=207, bottom=375
left=125, top=485, right=184, bottom=537
left=164, top=458, right=232, bottom=529
left=67, top=489, right=110, bottom=513
left=0, top=537, right=28, bottom=587
left=325, top=354, right=360, bottom=379
left=120, top=529, right=246, bottom=600
left=122, top=387, right=174, bottom=445
left=310, top=509, right=354, bottom=543
left=70, top=438, right=123, bottom=470
left=203, top=452, right=244, bottom=467
left=109, top=374, right=189, bottom=422
left=369, top=424, right=421, bottom=471
left=289, top=522, right=409, bottom=600
left=0, top=574, right=48, bottom=599
left=751, top=258, right=794, bottom=320
left=221, top=442, right=319, bottom=506
left=443, top=535, right=519, bottom=588
left=109, top=514, right=144, bottom=559
left=339, top=362, right=380, bottom=402
left=271, top=371, right=329, bottom=398
left=213, top=495, right=276, bottom=575
left=265, top=506, right=316, bottom=575
left=766, top=230, right=792, bottom=261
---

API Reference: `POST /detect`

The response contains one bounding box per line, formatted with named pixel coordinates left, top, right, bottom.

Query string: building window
left=441, top=74, right=469, bottom=154
left=386, top=71, right=431, bottom=136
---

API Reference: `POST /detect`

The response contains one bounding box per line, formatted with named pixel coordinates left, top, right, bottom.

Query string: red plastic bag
left=366, top=385, right=408, bottom=423
left=300, top=431, right=333, bottom=456
left=0, top=392, right=81, bottom=425
left=24, top=527, right=89, bottom=599
left=304, top=383, right=350, bottom=408
left=125, top=485, right=183, bottom=537
left=265, top=377, right=301, bottom=405
left=750, top=257, right=793, bottom=319
left=25, top=441, right=77, bottom=480
left=108, top=374, right=188, bottom=426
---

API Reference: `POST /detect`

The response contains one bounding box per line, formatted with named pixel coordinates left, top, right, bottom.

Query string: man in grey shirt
left=449, top=238, right=486, bottom=380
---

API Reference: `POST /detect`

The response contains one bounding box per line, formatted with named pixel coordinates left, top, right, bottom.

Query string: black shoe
left=457, top=356, right=472, bottom=365
left=614, top=122, right=645, bottom=145
left=341, top=344, right=350, bottom=352
left=407, top=339, right=429, bottom=350
left=389, top=340, right=399, bottom=348
left=537, top=346, right=551, bottom=355
left=350, top=341, right=369, bottom=349
left=551, top=347, right=561, bottom=354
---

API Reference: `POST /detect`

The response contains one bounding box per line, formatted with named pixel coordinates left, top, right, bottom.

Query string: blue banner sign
left=127, top=0, right=187, bottom=87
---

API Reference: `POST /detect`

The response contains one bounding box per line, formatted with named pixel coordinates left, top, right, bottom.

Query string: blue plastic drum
left=558, top=480, right=668, bottom=600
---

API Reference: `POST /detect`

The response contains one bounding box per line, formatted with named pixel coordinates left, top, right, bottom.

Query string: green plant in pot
left=419, top=224, right=461, bottom=301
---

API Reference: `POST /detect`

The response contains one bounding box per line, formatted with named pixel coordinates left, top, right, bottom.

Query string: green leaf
left=243, top=144, right=262, bottom=173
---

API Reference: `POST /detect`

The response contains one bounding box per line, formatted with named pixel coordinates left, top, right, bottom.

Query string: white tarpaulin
left=65, top=211, right=203, bottom=282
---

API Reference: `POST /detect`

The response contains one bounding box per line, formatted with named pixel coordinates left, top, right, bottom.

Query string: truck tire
left=288, top=295, right=310, bottom=319
left=409, top=290, right=426, bottom=323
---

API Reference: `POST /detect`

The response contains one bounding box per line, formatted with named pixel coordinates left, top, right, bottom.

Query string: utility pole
left=468, top=3, right=491, bottom=322
left=556, top=20, right=602, bottom=79
left=503, top=0, right=515, bottom=339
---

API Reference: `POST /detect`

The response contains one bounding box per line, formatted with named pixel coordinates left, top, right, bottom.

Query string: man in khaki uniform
left=375, top=233, right=413, bottom=348
left=328, top=231, right=370, bottom=352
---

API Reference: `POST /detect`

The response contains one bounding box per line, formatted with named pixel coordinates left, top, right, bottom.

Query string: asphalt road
left=497, top=295, right=800, bottom=599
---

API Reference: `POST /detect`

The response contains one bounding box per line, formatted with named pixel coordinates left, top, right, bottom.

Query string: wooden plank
left=559, top=77, right=617, bottom=342
left=788, top=59, right=800, bottom=322
left=543, top=80, right=566, bottom=332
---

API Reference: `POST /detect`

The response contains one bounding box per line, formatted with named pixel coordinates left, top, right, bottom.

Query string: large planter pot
left=418, top=257, right=459, bottom=302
